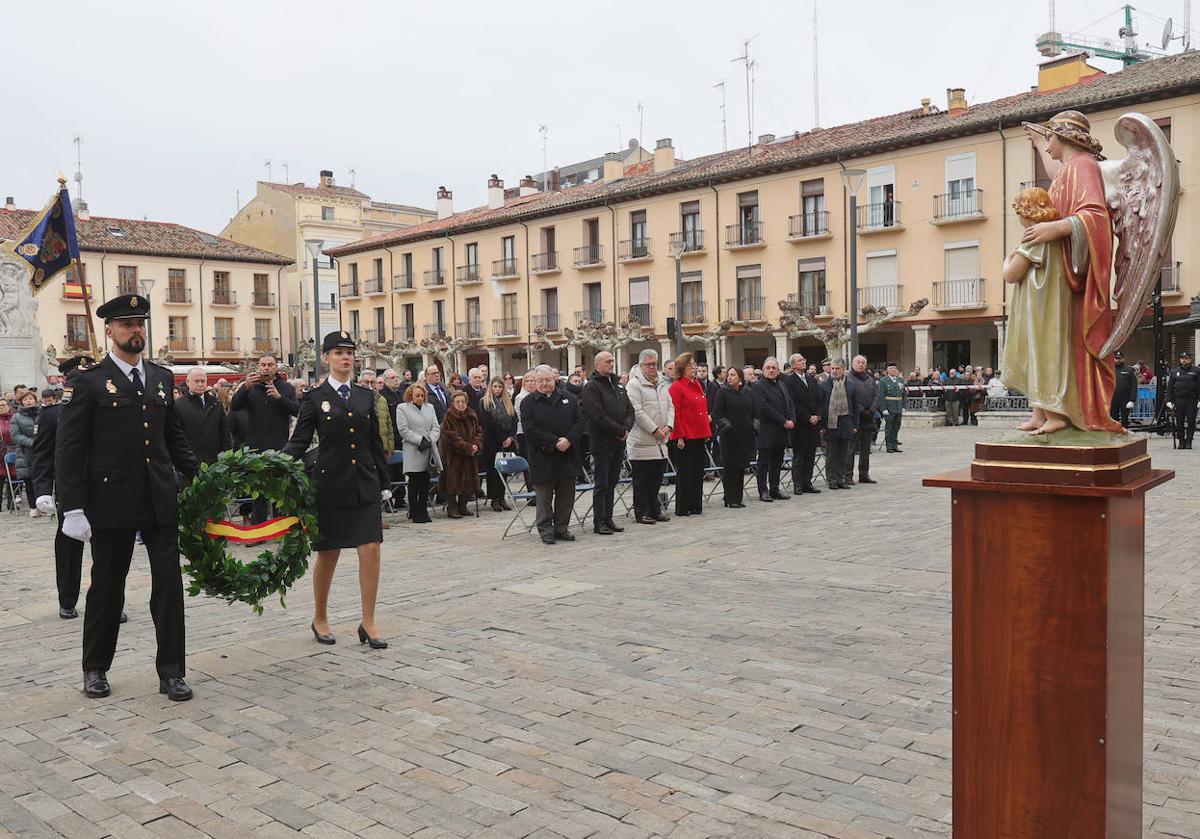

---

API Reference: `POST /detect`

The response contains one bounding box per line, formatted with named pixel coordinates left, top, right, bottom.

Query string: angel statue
left=1002, top=110, right=1179, bottom=436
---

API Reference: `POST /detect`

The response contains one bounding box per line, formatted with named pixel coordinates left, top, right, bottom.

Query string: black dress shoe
left=357, top=624, right=388, bottom=650
left=311, top=622, right=336, bottom=645
left=555, top=531, right=576, bottom=542
left=159, top=677, right=193, bottom=701
left=637, top=515, right=657, bottom=524
left=83, top=671, right=110, bottom=698
left=540, top=534, right=556, bottom=545
left=119, top=612, right=128, bottom=624
left=759, top=493, right=774, bottom=502
left=59, top=606, right=78, bottom=619
left=675, top=510, right=691, bottom=516
left=801, top=486, right=821, bottom=494
left=728, top=502, right=745, bottom=508
left=593, top=524, right=614, bottom=535
left=604, top=521, right=624, bottom=533
left=653, top=513, right=670, bottom=522
left=859, top=476, right=878, bottom=484
left=769, top=491, right=790, bottom=501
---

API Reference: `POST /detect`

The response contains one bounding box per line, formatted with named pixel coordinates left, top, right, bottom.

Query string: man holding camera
left=230, top=353, right=299, bottom=521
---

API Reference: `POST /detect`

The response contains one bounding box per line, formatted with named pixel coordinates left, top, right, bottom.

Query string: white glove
left=380, top=489, right=393, bottom=503
left=1168, top=402, right=1175, bottom=410
left=35, top=495, right=56, bottom=515
left=1125, top=402, right=1134, bottom=410
left=62, top=509, right=92, bottom=542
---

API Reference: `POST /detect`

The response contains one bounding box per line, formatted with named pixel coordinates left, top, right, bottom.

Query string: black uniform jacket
left=55, top=356, right=199, bottom=529
left=28, top=401, right=61, bottom=499
left=1167, top=364, right=1200, bottom=403
left=283, top=380, right=389, bottom=508
left=1111, top=363, right=1138, bottom=409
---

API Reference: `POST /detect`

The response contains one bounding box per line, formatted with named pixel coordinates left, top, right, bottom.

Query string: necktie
left=131, top=368, right=143, bottom=394
left=338, top=384, right=350, bottom=402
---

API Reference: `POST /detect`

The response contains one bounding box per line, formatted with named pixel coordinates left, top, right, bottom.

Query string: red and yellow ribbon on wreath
left=204, top=515, right=300, bottom=543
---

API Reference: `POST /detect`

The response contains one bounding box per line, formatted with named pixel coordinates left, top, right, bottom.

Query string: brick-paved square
left=1, top=427, right=1196, bottom=838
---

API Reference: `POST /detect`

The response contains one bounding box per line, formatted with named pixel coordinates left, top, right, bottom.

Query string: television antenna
left=812, top=0, right=820, bottom=128
left=538, top=124, right=549, bottom=191
left=349, top=168, right=357, bottom=187
left=732, top=35, right=758, bottom=151
left=264, top=159, right=272, bottom=183
left=637, top=101, right=644, bottom=153
left=1036, top=4, right=1163, bottom=67
left=282, top=161, right=289, bottom=183
left=72, top=135, right=84, bottom=202
left=714, top=81, right=728, bottom=151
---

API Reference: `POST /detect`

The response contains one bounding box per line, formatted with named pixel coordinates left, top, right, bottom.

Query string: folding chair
left=385, top=451, right=407, bottom=513
left=3, top=452, right=23, bottom=514
left=813, top=445, right=828, bottom=486
left=781, top=448, right=795, bottom=494
left=703, top=448, right=726, bottom=503
left=497, top=456, right=538, bottom=539
left=614, top=454, right=636, bottom=517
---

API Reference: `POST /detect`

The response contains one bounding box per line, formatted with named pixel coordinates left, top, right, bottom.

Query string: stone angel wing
left=1099, top=113, right=1181, bottom=358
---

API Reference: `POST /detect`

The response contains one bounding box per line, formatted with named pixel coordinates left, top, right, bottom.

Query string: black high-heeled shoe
left=311, top=622, right=335, bottom=645
left=357, top=624, right=388, bottom=649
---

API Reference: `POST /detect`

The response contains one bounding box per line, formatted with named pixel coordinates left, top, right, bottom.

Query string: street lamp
left=304, top=239, right=325, bottom=378
left=840, top=168, right=867, bottom=360
left=289, top=304, right=301, bottom=365
left=668, top=236, right=686, bottom=358
left=138, top=277, right=156, bottom=360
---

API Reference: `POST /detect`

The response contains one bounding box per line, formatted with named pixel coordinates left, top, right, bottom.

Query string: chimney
left=602, top=153, right=624, bottom=181
left=74, top=198, right=90, bottom=221
left=436, top=186, right=453, bottom=220
left=519, top=175, right=539, bottom=197
left=653, top=138, right=675, bottom=173
left=487, top=175, right=504, bottom=209
left=319, top=169, right=335, bottom=187
left=946, top=88, right=968, bottom=116
left=757, top=133, right=776, bottom=146
left=3, top=196, right=14, bottom=211
left=920, top=97, right=932, bottom=115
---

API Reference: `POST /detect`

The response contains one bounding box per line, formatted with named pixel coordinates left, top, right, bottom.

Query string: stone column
left=421, top=352, right=434, bottom=372
left=994, top=320, right=1006, bottom=368
left=659, top=339, right=674, bottom=366
left=774, top=332, right=790, bottom=363
left=455, top=350, right=467, bottom=374
left=913, top=324, right=932, bottom=374
left=567, top=344, right=580, bottom=373
left=718, top=337, right=732, bottom=368
left=614, top=345, right=629, bottom=375
left=488, top=346, right=503, bottom=379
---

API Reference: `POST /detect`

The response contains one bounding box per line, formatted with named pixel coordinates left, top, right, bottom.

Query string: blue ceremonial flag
left=2, top=178, right=80, bottom=296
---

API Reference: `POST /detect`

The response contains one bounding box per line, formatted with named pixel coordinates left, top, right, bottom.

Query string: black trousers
left=1177, top=398, right=1198, bottom=444
left=755, top=446, right=785, bottom=494
left=673, top=439, right=705, bottom=515
left=56, top=510, right=85, bottom=610
left=591, top=449, right=622, bottom=526
left=824, top=438, right=851, bottom=487
left=630, top=459, right=666, bottom=518
left=847, top=422, right=874, bottom=481
left=790, top=428, right=818, bottom=490
left=406, top=471, right=431, bottom=522
left=83, top=522, right=184, bottom=679
left=534, top=469, right=576, bottom=537
left=721, top=463, right=744, bottom=504
left=1110, top=403, right=1131, bottom=427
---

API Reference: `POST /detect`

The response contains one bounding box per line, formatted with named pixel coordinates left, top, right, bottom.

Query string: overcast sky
left=2, top=0, right=1192, bottom=234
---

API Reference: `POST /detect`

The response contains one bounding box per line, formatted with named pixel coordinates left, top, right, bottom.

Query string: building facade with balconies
left=331, top=52, right=1200, bottom=377
left=0, top=208, right=292, bottom=366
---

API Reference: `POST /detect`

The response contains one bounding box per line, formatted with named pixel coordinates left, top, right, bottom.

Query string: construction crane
left=1036, top=3, right=1164, bottom=67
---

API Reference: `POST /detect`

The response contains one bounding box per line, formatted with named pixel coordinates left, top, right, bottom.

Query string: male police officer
left=878, top=363, right=905, bottom=453
left=1110, top=350, right=1137, bottom=427
left=56, top=294, right=200, bottom=701
left=1167, top=350, right=1200, bottom=449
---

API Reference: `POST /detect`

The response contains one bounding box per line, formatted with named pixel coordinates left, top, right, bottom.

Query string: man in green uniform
left=878, top=362, right=905, bottom=453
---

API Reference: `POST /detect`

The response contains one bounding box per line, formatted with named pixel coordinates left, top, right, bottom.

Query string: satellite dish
left=1162, top=17, right=1173, bottom=51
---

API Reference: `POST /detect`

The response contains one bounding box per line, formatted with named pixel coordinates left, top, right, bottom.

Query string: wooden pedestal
left=925, top=438, right=1172, bottom=838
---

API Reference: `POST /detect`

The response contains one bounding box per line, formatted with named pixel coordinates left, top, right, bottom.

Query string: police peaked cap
left=322, top=330, right=356, bottom=352
left=95, top=294, right=150, bottom=321
left=58, top=355, right=94, bottom=375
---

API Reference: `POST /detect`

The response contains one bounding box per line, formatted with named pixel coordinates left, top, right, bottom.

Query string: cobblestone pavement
left=0, top=427, right=1197, bottom=838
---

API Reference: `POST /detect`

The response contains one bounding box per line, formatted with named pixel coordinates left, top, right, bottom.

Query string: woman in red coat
left=668, top=352, right=711, bottom=516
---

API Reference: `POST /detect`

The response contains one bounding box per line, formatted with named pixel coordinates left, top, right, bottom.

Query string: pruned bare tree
left=776, top=298, right=929, bottom=360
left=533, top=315, right=647, bottom=355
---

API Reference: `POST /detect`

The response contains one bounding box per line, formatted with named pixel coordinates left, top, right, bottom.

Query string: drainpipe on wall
left=275, top=265, right=285, bottom=364
left=198, top=259, right=206, bottom=362
left=446, top=235, right=456, bottom=344
left=385, top=246, right=397, bottom=345
left=708, top=183, right=721, bottom=364
left=996, top=121, right=1008, bottom=355
left=837, top=159, right=849, bottom=327
left=519, top=220, right=532, bottom=364
left=605, top=202, right=618, bottom=324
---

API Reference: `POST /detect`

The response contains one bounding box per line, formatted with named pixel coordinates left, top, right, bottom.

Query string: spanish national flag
left=204, top=515, right=299, bottom=544
left=63, top=275, right=91, bottom=300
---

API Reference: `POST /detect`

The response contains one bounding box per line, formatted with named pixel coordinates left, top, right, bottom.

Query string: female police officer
left=284, top=331, right=392, bottom=648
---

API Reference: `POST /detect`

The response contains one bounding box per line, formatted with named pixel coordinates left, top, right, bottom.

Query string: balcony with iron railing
left=724, top=297, right=765, bottom=322
left=455, top=264, right=482, bottom=285
left=252, top=337, right=280, bottom=354
left=251, top=290, right=276, bottom=307
left=164, top=287, right=191, bottom=304
left=456, top=320, right=484, bottom=340
left=492, top=317, right=521, bottom=338
left=340, top=281, right=360, bottom=298
left=932, top=189, right=984, bottom=224
left=211, top=336, right=240, bottom=353
left=1161, top=261, right=1183, bottom=295
left=856, top=201, right=903, bottom=233
left=574, top=308, right=605, bottom=326
left=64, top=333, right=90, bottom=351
left=492, top=257, right=519, bottom=279
left=531, top=252, right=559, bottom=273
left=669, top=301, right=707, bottom=325
left=573, top=244, right=604, bottom=268
left=423, top=268, right=445, bottom=287
left=786, top=290, right=831, bottom=316
left=788, top=210, right=831, bottom=240
left=931, top=277, right=986, bottom=310
left=725, top=221, right=765, bottom=249
left=363, top=276, right=385, bottom=294
left=668, top=230, right=705, bottom=254
left=211, top=289, right=237, bottom=306
left=857, top=284, right=903, bottom=311
left=531, top=313, right=562, bottom=332
left=392, top=324, right=416, bottom=342
left=167, top=336, right=196, bottom=353
left=618, top=238, right=652, bottom=261
left=361, top=329, right=379, bottom=344
left=392, top=272, right=415, bottom=291
left=619, top=304, right=653, bottom=327
left=423, top=322, right=448, bottom=338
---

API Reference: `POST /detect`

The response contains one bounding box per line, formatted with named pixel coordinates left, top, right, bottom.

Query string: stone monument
left=0, top=249, right=47, bottom=389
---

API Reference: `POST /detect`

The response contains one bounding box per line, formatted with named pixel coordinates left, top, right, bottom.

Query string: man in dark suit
left=751, top=357, right=794, bottom=502
left=784, top=352, right=821, bottom=494
left=174, top=367, right=231, bottom=468
left=56, top=294, right=200, bottom=701
left=1109, top=351, right=1137, bottom=427
left=465, top=367, right=487, bottom=417
left=520, top=365, right=584, bottom=545
left=424, top=365, right=450, bottom=423
left=230, top=353, right=298, bottom=522
left=580, top=351, right=634, bottom=535
left=818, top=359, right=862, bottom=490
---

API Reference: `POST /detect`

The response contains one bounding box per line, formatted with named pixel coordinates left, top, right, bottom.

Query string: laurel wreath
left=178, top=448, right=319, bottom=615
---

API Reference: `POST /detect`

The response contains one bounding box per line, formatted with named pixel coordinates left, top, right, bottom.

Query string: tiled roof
left=328, top=50, right=1200, bottom=258
left=368, top=200, right=436, bottom=215
left=0, top=209, right=292, bottom=265
left=261, top=181, right=370, bottom=201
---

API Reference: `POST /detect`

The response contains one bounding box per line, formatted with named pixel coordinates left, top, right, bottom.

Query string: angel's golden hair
left=1012, top=187, right=1061, bottom=223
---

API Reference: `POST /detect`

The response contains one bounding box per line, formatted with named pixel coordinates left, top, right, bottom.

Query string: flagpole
left=56, top=175, right=101, bottom=360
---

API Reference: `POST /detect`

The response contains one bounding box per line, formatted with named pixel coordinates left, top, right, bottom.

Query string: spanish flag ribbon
left=204, top=516, right=299, bottom=543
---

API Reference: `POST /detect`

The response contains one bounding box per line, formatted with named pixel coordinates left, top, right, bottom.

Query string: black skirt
left=313, top=500, right=382, bottom=551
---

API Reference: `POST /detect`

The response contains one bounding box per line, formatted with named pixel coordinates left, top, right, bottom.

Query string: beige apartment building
left=331, top=51, right=1200, bottom=377
left=0, top=206, right=292, bottom=364
left=221, top=171, right=434, bottom=364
